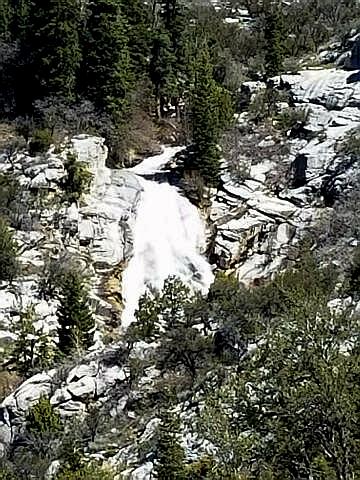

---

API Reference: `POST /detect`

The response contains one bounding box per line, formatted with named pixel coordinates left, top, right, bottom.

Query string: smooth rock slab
left=129, top=462, right=154, bottom=480
left=247, top=194, right=297, bottom=219
left=67, top=363, right=98, bottom=383
left=3, top=373, right=53, bottom=413
left=67, top=377, right=97, bottom=399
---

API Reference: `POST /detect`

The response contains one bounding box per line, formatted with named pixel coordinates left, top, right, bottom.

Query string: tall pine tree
left=81, top=0, right=133, bottom=124
left=57, top=271, right=94, bottom=355
left=17, top=0, right=81, bottom=111
left=155, top=410, right=187, bottom=480
left=119, top=0, right=151, bottom=77
left=149, top=0, right=189, bottom=118
left=264, top=3, right=285, bottom=78
left=190, top=45, right=233, bottom=187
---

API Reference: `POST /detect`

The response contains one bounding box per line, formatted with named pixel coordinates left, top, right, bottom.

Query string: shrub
left=282, top=56, right=300, bottom=74
left=29, top=128, right=53, bottom=156
left=26, top=396, right=63, bottom=437
left=180, top=170, right=206, bottom=207
left=0, top=173, right=21, bottom=221
left=274, top=107, right=309, bottom=133
left=248, top=87, right=284, bottom=123
left=0, top=216, right=19, bottom=282
left=0, top=464, right=16, bottom=480
left=56, top=463, right=114, bottom=480
left=64, top=153, right=92, bottom=202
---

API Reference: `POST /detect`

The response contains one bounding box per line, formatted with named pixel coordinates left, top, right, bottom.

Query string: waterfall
left=121, top=147, right=214, bottom=328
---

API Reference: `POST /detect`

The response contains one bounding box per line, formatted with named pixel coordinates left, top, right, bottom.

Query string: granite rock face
left=0, top=135, right=143, bottom=353
left=212, top=67, right=360, bottom=283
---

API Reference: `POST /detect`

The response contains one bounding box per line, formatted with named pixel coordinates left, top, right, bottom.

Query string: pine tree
left=149, top=0, right=189, bottom=118
left=9, top=305, right=55, bottom=376
left=0, top=0, right=12, bottom=39
left=155, top=411, right=187, bottom=480
left=0, top=216, right=19, bottom=282
left=149, top=30, right=177, bottom=117
left=190, top=46, right=233, bottom=187
left=57, top=271, right=94, bottom=355
left=17, top=0, right=81, bottom=110
left=119, top=0, right=151, bottom=76
left=81, top=0, right=133, bottom=124
left=264, top=4, right=285, bottom=78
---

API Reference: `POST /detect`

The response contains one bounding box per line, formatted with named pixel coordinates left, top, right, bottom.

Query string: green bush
left=248, top=87, right=285, bottom=123
left=0, top=173, right=21, bottom=221
left=0, top=465, right=16, bottom=480
left=26, top=395, right=63, bottom=437
left=64, top=153, right=92, bottom=202
left=274, top=107, right=309, bottom=133
left=56, top=463, right=114, bottom=480
left=29, top=128, right=53, bottom=156
left=0, top=216, right=19, bottom=282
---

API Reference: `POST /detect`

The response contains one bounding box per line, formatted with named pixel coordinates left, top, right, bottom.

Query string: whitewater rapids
left=121, top=147, right=214, bottom=327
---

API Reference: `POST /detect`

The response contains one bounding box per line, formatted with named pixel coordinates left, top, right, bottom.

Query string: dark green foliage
left=189, top=45, right=233, bottom=186
left=127, top=291, right=161, bottom=344
left=56, top=462, right=114, bottom=480
left=81, top=0, right=133, bottom=123
left=26, top=395, right=63, bottom=437
left=248, top=85, right=285, bottom=123
left=57, top=270, right=94, bottom=355
left=0, top=173, right=21, bottom=221
left=28, top=128, right=53, bottom=156
left=17, top=395, right=65, bottom=474
left=186, top=456, right=217, bottom=480
left=63, top=153, right=92, bottom=202
left=149, top=0, right=189, bottom=118
left=263, top=4, right=285, bottom=77
left=0, top=0, right=11, bottom=39
left=0, top=463, right=16, bottom=480
left=18, top=0, right=81, bottom=107
left=119, top=0, right=151, bottom=76
left=0, top=216, right=19, bottom=282
left=7, top=305, right=55, bottom=376
left=149, top=30, right=178, bottom=116
left=346, top=246, right=360, bottom=298
left=274, top=107, right=309, bottom=133
left=129, top=277, right=213, bottom=381
left=155, top=411, right=187, bottom=480
left=198, top=258, right=359, bottom=480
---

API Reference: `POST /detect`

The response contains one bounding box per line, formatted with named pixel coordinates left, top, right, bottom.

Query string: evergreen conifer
left=190, top=46, right=233, bottom=186
left=57, top=271, right=94, bottom=355
left=18, top=0, right=81, bottom=107
left=81, top=0, right=133, bottom=124
left=155, top=411, right=186, bottom=480
left=264, top=4, right=285, bottom=77
left=0, top=217, right=19, bottom=282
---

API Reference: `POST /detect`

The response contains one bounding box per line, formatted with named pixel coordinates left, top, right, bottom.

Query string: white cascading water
left=121, top=147, right=214, bottom=328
